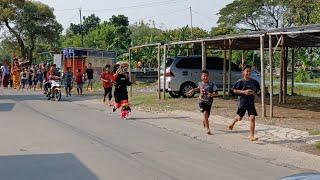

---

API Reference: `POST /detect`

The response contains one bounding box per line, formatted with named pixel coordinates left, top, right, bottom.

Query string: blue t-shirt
left=198, top=81, right=218, bottom=104
left=233, top=78, right=260, bottom=108
left=63, top=71, right=73, bottom=85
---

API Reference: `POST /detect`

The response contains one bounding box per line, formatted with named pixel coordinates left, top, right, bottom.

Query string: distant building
left=62, top=47, right=117, bottom=77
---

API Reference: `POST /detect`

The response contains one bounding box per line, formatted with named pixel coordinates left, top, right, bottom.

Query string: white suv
left=160, top=56, right=261, bottom=98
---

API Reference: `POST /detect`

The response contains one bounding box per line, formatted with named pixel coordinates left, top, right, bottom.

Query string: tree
left=283, top=0, right=320, bottom=26
left=217, top=0, right=320, bottom=31
left=109, top=15, right=129, bottom=27
left=0, top=0, right=62, bottom=64
left=217, top=0, right=286, bottom=31
left=0, top=0, right=27, bottom=58
left=108, top=15, right=132, bottom=54
left=68, top=14, right=100, bottom=35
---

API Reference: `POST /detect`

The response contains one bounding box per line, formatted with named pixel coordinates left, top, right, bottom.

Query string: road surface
left=0, top=89, right=305, bottom=180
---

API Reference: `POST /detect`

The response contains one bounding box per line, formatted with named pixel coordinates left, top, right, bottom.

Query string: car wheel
left=169, top=91, right=181, bottom=98
left=180, top=82, right=196, bottom=98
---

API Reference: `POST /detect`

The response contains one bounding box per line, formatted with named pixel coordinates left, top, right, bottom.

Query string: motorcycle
left=47, top=80, right=62, bottom=101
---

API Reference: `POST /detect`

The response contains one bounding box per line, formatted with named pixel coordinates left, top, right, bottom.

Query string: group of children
left=189, top=65, right=260, bottom=141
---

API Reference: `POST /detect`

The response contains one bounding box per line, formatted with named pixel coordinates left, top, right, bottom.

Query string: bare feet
left=249, top=136, right=258, bottom=141
left=228, top=124, right=234, bottom=130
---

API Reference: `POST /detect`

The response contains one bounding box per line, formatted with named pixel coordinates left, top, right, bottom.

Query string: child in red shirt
left=75, top=69, right=84, bottom=96
left=101, top=64, right=114, bottom=106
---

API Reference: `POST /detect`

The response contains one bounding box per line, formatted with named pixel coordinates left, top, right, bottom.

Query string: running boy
left=188, top=70, right=218, bottom=135
left=101, top=64, right=114, bottom=106
left=228, top=65, right=261, bottom=141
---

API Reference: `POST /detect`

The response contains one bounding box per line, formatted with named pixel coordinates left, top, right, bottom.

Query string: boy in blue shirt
left=228, top=65, right=261, bottom=141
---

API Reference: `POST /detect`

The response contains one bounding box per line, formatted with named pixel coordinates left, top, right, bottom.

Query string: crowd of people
left=0, top=58, right=45, bottom=91
left=0, top=59, right=132, bottom=118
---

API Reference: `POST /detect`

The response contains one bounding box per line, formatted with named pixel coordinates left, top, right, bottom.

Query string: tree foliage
left=68, top=14, right=100, bottom=35
left=0, top=0, right=62, bottom=64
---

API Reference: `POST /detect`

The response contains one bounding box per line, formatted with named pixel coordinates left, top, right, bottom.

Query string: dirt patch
left=130, top=84, right=320, bottom=156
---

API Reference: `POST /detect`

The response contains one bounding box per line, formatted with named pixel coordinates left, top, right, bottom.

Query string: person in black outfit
left=228, top=65, right=261, bottom=141
left=112, top=63, right=132, bottom=113
left=85, top=63, right=94, bottom=91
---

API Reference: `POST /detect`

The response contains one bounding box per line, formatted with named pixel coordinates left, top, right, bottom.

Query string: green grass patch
left=309, top=130, right=320, bottom=136
left=316, top=142, right=320, bottom=150
left=131, top=91, right=199, bottom=112
left=271, top=84, right=319, bottom=97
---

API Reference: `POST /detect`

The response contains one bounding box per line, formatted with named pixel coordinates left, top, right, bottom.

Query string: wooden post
left=279, top=35, right=284, bottom=103
left=269, top=35, right=273, bottom=118
left=201, top=41, right=207, bottom=70
left=228, top=39, right=232, bottom=96
left=163, top=44, right=167, bottom=99
left=72, top=48, right=75, bottom=75
left=223, top=48, right=227, bottom=98
left=157, top=44, right=161, bottom=100
left=291, top=48, right=295, bottom=95
left=260, top=35, right=266, bottom=117
left=129, top=48, right=132, bottom=97
left=283, top=46, right=288, bottom=103
left=241, top=50, right=245, bottom=67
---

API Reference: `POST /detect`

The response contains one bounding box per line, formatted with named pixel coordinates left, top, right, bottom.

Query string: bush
left=295, top=69, right=313, bottom=83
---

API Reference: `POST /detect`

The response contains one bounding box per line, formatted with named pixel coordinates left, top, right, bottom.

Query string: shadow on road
left=0, top=94, right=101, bottom=102
left=0, top=103, right=15, bottom=112
left=0, top=153, right=98, bottom=180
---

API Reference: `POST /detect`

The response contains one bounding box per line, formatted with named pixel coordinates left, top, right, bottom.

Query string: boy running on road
left=228, top=65, right=261, bottom=141
left=188, top=70, right=218, bottom=135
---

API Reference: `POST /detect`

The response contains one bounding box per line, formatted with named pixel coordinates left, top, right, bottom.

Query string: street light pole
left=79, top=8, right=84, bottom=47
left=189, top=6, right=193, bottom=38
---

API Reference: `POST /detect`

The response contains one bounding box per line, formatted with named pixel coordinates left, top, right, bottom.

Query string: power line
left=191, top=9, right=216, bottom=21
left=132, top=7, right=189, bottom=21
left=82, top=0, right=187, bottom=12
left=54, top=8, right=79, bottom=12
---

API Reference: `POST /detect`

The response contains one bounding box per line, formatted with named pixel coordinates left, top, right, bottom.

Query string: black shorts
left=104, top=87, right=112, bottom=95
left=237, top=106, right=258, bottom=117
left=199, top=102, right=212, bottom=115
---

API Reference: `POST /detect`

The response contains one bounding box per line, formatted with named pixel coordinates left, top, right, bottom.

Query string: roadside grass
left=131, top=91, right=199, bottom=112
left=309, top=130, right=320, bottom=136
left=271, top=84, right=319, bottom=97
left=316, top=142, right=320, bottom=150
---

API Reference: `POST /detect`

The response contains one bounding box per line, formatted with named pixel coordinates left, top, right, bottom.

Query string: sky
left=38, top=0, right=234, bottom=32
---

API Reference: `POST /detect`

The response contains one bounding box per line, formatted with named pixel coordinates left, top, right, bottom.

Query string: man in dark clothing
left=63, top=67, right=73, bottom=96
left=85, top=63, right=94, bottom=91
left=228, top=65, right=261, bottom=141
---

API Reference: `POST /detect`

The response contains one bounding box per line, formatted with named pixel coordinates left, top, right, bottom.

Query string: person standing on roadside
left=85, top=63, right=94, bottom=91
left=101, top=64, right=114, bottom=106
left=63, top=67, right=73, bottom=97
left=75, top=69, right=84, bottom=96
left=1, top=59, right=10, bottom=88
left=11, top=58, right=21, bottom=89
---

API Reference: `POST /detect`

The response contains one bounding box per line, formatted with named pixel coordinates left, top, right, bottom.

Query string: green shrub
left=295, top=69, right=312, bottom=82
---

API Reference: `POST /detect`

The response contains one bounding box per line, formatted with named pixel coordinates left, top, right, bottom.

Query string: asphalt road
left=0, top=89, right=303, bottom=180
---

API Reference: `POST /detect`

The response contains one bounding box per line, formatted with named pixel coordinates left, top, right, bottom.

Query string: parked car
left=160, top=56, right=261, bottom=98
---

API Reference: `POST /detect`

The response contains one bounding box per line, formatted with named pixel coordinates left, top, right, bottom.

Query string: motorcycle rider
left=44, top=64, right=61, bottom=96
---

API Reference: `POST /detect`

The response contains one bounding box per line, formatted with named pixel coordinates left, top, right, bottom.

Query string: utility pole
left=79, top=8, right=84, bottom=47
left=189, top=6, right=193, bottom=38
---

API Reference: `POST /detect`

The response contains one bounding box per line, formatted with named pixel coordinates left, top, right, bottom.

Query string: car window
left=207, top=57, right=224, bottom=70
left=175, top=57, right=201, bottom=69
left=165, top=58, right=174, bottom=67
